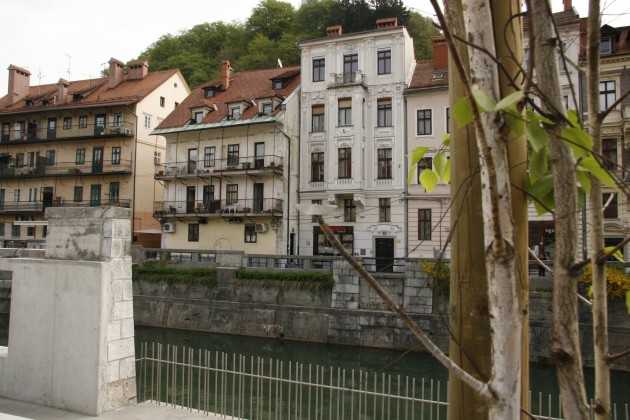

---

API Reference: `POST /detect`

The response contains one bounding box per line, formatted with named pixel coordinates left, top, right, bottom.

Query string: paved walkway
left=0, top=398, right=230, bottom=420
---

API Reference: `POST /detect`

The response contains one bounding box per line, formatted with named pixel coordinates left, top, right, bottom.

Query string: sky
left=0, top=0, right=629, bottom=93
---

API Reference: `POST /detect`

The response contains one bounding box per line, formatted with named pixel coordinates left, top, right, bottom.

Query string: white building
left=297, top=18, right=416, bottom=271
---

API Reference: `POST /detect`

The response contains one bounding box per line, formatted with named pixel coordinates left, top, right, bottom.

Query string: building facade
left=0, top=60, right=189, bottom=248
left=151, top=61, right=300, bottom=254
left=404, top=37, right=451, bottom=259
left=296, top=18, right=416, bottom=271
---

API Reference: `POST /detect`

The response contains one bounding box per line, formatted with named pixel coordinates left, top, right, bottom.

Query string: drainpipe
left=403, top=90, right=409, bottom=258
left=130, top=106, right=138, bottom=242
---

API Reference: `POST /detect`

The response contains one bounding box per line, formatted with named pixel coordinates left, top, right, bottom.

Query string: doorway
left=375, top=237, right=394, bottom=273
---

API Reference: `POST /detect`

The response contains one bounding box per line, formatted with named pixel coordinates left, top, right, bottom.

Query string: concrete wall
left=0, top=207, right=136, bottom=415
left=132, top=258, right=630, bottom=372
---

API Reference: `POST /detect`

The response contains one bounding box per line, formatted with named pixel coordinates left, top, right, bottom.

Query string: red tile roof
left=157, top=66, right=300, bottom=129
left=406, top=60, right=449, bottom=93
left=0, top=69, right=182, bottom=114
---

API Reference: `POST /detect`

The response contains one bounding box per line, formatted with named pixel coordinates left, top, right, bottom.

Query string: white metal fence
left=136, top=342, right=629, bottom=420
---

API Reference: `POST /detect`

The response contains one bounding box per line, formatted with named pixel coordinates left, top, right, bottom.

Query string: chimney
left=221, top=60, right=231, bottom=90
left=326, top=25, right=342, bottom=37
left=563, top=0, right=572, bottom=11
left=128, top=60, right=149, bottom=80
left=7, top=65, right=31, bottom=106
left=57, top=78, right=69, bottom=105
left=108, top=58, right=124, bottom=89
left=432, top=36, right=448, bottom=70
left=376, top=17, right=398, bottom=29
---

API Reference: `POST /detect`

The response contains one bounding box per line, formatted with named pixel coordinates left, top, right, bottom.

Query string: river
left=1, top=315, right=628, bottom=413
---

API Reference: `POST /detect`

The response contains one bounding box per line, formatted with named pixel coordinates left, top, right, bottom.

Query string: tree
left=245, top=0, right=296, bottom=42
left=406, top=11, right=441, bottom=60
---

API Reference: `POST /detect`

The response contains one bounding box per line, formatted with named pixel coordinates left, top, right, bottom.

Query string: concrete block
left=121, top=318, right=134, bottom=339
left=122, top=279, right=133, bottom=301
left=119, top=357, right=135, bottom=380
left=113, top=301, right=133, bottom=321
left=112, top=219, right=131, bottom=240
left=108, top=337, right=135, bottom=362
left=112, top=280, right=124, bottom=302
left=106, top=360, right=120, bottom=383
left=107, top=321, right=122, bottom=341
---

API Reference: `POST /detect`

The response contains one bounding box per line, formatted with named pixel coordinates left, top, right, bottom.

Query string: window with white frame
left=112, top=147, right=121, bottom=165
left=79, top=116, right=88, bottom=128
left=313, top=58, right=325, bottom=82
left=63, top=117, right=72, bottom=130
left=312, top=105, right=325, bottom=132
left=379, top=198, right=391, bottom=222
left=417, top=109, right=432, bottom=135
left=245, top=224, right=257, bottom=243
left=311, top=152, right=324, bottom=182
left=144, top=115, right=151, bottom=129
left=28, top=187, right=37, bottom=202
left=204, top=146, right=216, bottom=167
left=601, top=37, right=612, bottom=54
left=13, top=188, right=20, bottom=202
left=418, top=209, right=432, bottom=240
left=230, top=107, right=241, bottom=119
left=262, top=102, right=273, bottom=115
left=76, top=148, right=85, bottom=164
left=338, top=99, right=352, bottom=126
left=377, top=98, right=392, bottom=127
left=344, top=199, right=356, bottom=222
left=377, top=148, right=392, bottom=179
left=154, top=151, right=161, bottom=165
left=338, top=148, right=352, bottom=178
left=377, top=49, right=392, bottom=75
left=599, top=81, right=616, bottom=111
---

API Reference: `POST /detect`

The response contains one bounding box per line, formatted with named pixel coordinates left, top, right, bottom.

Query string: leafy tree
left=246, top=0, right=296, bottom=42
left=292, top=0, right=339, bottom=39
left=406, top=11, right=440, bottom=60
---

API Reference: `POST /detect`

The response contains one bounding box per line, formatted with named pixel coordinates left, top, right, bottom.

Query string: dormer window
left=262, top=103, right=273, bottom=115
left=432, top=73, right=445, bottom=81
left=72, top=93, right=83, bottom=101
left=25, top=100, right=34, bottom=107
left=601, top=37, right=612, bottom=55
left=193, top=111, right=204, bottom=123
left=272, top=79, right=284, bottom=90
left=204, top=88, right=215, bottom=98
left=230, top=107, right=241, bottom=120
left=42, top=99, right=50, bottom=106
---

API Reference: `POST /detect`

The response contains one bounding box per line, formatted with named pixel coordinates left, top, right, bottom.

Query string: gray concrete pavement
left=0, top=398, right=230, bottom=420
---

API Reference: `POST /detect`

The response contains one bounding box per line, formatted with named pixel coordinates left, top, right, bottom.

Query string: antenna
left=65, top=53, right=72, bottom=80
left=37, top=68, right=44, bottom=85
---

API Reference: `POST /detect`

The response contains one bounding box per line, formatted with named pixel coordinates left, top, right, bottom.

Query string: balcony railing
left=0, top=122, right=135, bottom=144
left=329, top=71, right=365, bottom=88
left=0, top=199, right=131, bottom=214
left=0, top=160, right=132, bottom=178
left=154, top=198, right=283, bottom=218
left=155, top=155, right=284, bottom=178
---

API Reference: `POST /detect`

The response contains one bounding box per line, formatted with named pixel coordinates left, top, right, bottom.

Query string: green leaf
left=420, top=169, right=439, bottom=192
left=527, top=121, right=548, bottom=152
left=526, top=109, right=554, bottom=125
left=576, top=168, right=591, bottom=193
left=533, top=189, right=555, bottom=215
left=408, top=146, right=429, bottom=166
left=562, top=127, right=592, bottom=159
left=472, top=88, right=496, bottom=112
left=579, top=157, right=616, bottom=188
left=454, top=97, right=473, bottom=128
left=434, top=152, right=448, bottom=178
left=529, top=147, right=548, bottom=181
left=442, top=159, right=451, bottom=184
left=626, top=291, right=630, bottom=314
left=495, top=90, right=524, bottom=110
left=505, top=110, right=526, bottom=137
left=442, top=133, right=450, bottom=147
left=604, top=246, right=624, bottom=262
left=527, top=175, right=554, bottom=214
left=567, top=109, right=580, bottom=128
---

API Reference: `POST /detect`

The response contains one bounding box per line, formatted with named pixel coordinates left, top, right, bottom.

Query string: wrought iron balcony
left=154, top=198, right=283, bottom=218
left=155, top=155, right=283, bottom=179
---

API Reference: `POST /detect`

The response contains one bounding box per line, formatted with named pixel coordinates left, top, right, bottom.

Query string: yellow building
left=0, top=59, right=190, bottom=248
left=152, top=61, right=300, bottom=254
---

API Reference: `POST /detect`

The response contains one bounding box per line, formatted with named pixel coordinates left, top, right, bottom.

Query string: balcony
left=328, top=71, right=366, bottom=88
left=154, top=198, right=283, bottom=219
left=0, top=199, right=131, bottom=215
left=0, top=122, right=135, bottom=144
left=155, top=155, right=283, bottom=180
left=52, top=199, right=131, bottom=209
left=0, top=160, right=132, bottom=179
left=0, top=202, right=44, bottom=214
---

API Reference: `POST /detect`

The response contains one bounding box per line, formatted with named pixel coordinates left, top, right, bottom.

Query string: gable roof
left=155, top=66, right=300, bottom=131
left=0, top=69, right=182, bottom=115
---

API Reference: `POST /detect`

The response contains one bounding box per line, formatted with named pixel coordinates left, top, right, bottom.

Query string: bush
left=420, top=259, right=450, bottom=296
left=132, top=265, right=217, bottom=287
left=234, top=269, right=334, bottom=293
left=580, top=263, right=630, bottom=299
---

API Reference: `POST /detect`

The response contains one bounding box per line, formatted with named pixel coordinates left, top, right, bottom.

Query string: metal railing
left=0, top=160, right=132, bottom=178
left=137, top=342, right=448, bottom=420
left=154, top=198, right=283, bottom=217
left=155, top=155, right=284, bottom=178
left=137, top=342, right=630, bottom=420
left=0, top=121, right=134, bottom=143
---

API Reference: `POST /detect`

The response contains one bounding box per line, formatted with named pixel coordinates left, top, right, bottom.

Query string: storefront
left=313, top=226, right=353, bottom=256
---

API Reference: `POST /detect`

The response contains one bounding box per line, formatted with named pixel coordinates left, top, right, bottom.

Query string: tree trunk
left=529, top=0, right=589, bottom=418
left=444, top=1, right=491, bottom=417
left=586, top=0, right=611, bottom=417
